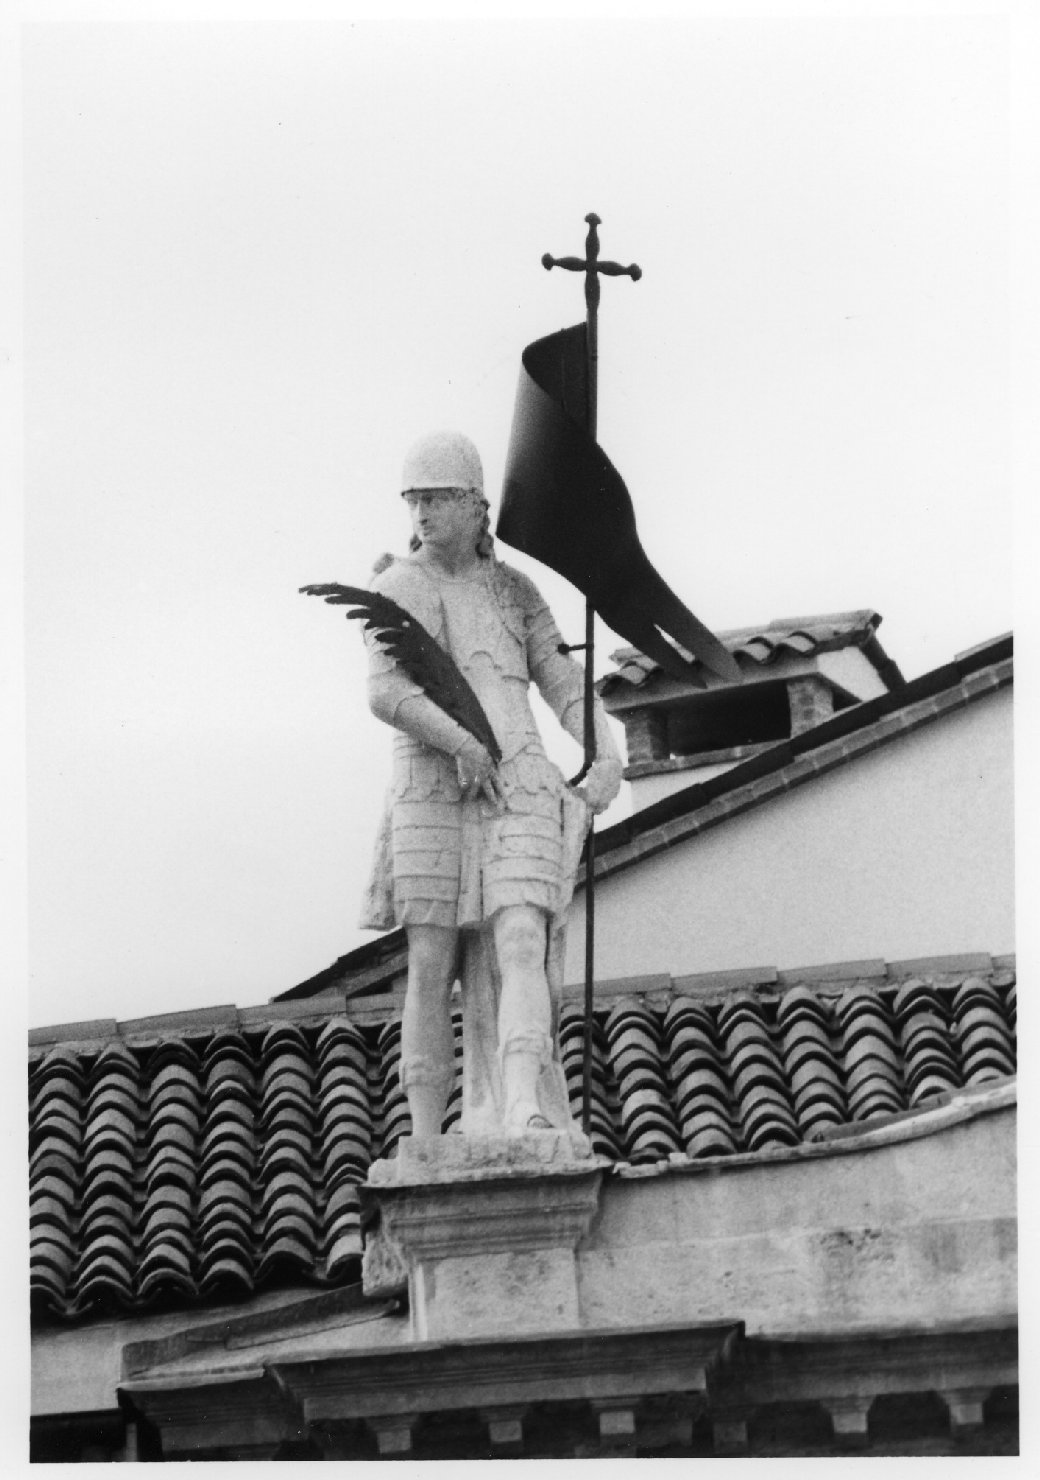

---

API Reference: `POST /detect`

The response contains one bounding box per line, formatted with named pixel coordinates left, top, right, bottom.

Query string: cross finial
left=539, top=213, right=640, bottom=442
left=542, top=212, right=641, bottom=315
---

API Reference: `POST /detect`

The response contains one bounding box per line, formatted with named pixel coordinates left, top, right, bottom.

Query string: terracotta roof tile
left=664, top=998, right=738, bottom=1157
left=599, top=610, right=890, bottom=694
left=835, top=987, right=905, bottom=1120
left=776, top=987, right=847, bottom=1137
left=28, top=962, right=1016, bottom=1321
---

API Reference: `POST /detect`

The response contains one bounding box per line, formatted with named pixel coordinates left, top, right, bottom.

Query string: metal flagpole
left=541, top=213, right=641, bottom=1135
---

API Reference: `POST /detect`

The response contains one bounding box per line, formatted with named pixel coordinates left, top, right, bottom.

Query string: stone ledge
left=276, top=1320, right=743, bottom=1421
left=718, top=1322, right=1018, bottom=1410
left=368, top=1130, right=596, bottom=1187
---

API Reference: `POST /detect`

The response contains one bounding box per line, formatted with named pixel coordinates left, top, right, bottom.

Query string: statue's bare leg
left=493, top=905, right=553, bottom=1132
left=401, top=924, right=459, bottom=1138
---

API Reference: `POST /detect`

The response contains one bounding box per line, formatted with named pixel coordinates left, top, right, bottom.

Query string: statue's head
left=400, top=431, right=492, bottom=556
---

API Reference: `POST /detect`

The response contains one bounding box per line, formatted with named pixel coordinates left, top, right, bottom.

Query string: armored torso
left=362, top=555, right=588, bottom=931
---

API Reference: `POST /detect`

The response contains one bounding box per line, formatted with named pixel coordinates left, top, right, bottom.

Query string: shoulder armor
left=489, top=559, right=545, bottom=614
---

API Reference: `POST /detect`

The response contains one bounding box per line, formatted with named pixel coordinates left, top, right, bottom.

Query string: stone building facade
left=29, top=616, right=1017, bottom=1460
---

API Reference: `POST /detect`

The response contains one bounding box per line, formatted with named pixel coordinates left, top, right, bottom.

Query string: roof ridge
left=28, top=990, right=354, bottom=1052
left=28, top=952, right=1014, bottom=1054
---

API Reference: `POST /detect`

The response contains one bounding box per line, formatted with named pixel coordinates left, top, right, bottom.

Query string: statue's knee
left=495, top=910, right=547, bottom=973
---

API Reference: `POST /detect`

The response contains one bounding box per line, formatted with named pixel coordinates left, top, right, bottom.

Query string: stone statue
left=359, top=430, right=622, bottom=1143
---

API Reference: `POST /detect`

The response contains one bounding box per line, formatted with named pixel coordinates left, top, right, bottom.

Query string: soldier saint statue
left=356, top=430, right=622, bottom=1144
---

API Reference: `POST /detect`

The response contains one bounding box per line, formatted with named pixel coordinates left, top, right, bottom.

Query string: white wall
left=565, top=687, right=1013, bottom=984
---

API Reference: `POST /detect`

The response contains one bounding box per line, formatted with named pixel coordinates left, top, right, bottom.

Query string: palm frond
left=300, top=582, right=502, bottom=763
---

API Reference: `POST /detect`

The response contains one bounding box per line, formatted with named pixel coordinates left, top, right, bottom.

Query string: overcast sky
left=18, top=9, right=1027, bottom=1029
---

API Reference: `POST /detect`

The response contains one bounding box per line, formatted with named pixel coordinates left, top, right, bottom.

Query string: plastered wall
left=566, top=688, right=1013, bottom=984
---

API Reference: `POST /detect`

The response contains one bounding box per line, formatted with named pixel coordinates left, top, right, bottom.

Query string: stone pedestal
left=363, top=1133, right=604, bottom=1342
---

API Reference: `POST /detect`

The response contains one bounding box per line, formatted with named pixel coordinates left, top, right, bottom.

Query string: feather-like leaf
left=300, top=583, right=502, bottom=763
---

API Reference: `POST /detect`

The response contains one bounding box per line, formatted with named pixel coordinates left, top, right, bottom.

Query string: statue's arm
left=368, top=672, right=476, bottom=757
left=519, top=575, right=624, bottom=811
left=364, top=562, right=482, bottom=762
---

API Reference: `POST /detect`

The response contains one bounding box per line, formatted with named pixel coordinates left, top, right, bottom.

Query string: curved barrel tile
left=198, top=1031, right=257, bottom=1296
left=717, top=995, right=800, bottom=1151
left=375, top=1019, right=411, bottom=1158
left=892, top=980, right=961, bottom=1108
left=835, top=987, right=906, bottom=1121
left=662, top=998, right=738, bottom=1157
left=951, top=978, right=1016, bottom=1084
left=604, top=999, right=682, bottom=1162
left=29, top=1048, right=86, bottom=1314
left=315, top=1018, right=372, bottom=1275
left=138, top=1041, right=203, bottom=1302
left=558, top=1002, right=621, bottom=1157
left=256, top=1024, right=319, bottom=1281
left=72, top=1042, right=141, bottom=1313
left=776, top=986, right=847, bottom=1138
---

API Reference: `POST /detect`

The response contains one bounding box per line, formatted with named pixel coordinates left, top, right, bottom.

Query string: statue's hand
left=575, top=756, right=623, bottom=815
left=456, top=736, right=506, bottom=810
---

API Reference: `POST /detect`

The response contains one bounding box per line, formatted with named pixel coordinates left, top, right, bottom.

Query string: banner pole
left=580, top=218, right=600, bottom=1140
left=541, top=213, right=641, bottom=1137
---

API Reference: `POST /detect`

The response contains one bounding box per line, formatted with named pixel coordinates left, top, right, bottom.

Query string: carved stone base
left=362, top=1133, right=603, bottom=1341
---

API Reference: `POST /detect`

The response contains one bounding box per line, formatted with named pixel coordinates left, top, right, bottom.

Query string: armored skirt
left=359, top=555, right=595, bottom=933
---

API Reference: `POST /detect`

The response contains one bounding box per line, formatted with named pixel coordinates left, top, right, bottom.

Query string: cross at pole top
left=541, top=212, right=641, bottom=317
left=540, top=212, right=641, bottom=442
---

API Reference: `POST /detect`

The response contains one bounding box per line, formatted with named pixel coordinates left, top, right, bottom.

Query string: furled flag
left=497, top=325, right=741, bottom=687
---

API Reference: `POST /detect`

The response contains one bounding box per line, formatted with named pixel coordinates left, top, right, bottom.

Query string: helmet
left=401, top=431, right=483, bottom=496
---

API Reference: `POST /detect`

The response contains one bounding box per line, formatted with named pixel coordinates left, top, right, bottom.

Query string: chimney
left=599, top=610, right=903, bottom=813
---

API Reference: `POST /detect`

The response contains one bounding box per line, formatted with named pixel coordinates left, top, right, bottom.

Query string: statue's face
left=404, top=488, right=481, bottom=554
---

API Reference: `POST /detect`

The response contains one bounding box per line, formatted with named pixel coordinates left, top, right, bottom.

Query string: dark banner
left=497, top=325, right=740, bottom=686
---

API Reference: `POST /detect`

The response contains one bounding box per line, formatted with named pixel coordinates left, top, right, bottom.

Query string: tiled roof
left=29, top=958, right=1015, bottom=1322
left=600, top=610, right=902, bottom=694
